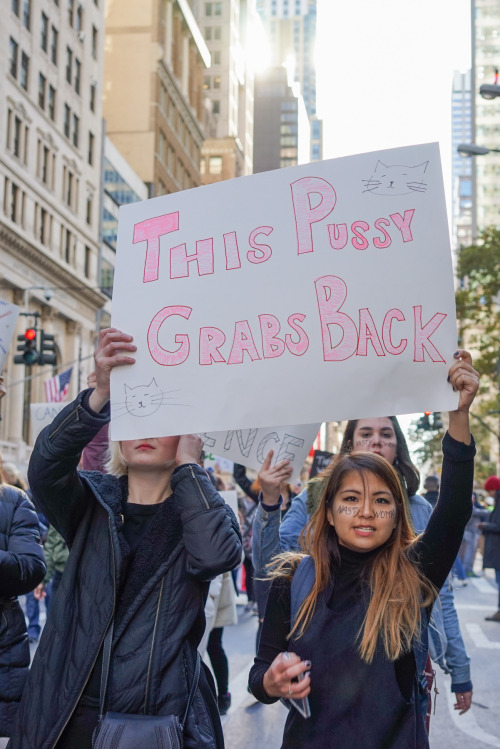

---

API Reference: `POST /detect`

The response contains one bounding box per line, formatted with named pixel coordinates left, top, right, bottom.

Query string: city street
left=221, top=570, right=500, bottom=749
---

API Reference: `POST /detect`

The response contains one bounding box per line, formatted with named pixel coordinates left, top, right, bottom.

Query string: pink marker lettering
left=314, top=275, right=357, bottom=361
left=357, top=308, right=385, bottom=356
left=227, top=321, right=261, bottom=364
left=199, top=327, right=226, bottom=365
left=290, top=177, right=337, bottom=254
left=248, top=227, right=273, bottom=264
left=373, top=218, right=392, bottom=249
left=170, top=238, right=214, bottom=279
left=390, top=210, right=415, bottom=243
left=259, top=314, right=285, bottom=358
left=351, top=221, right=370, bottom=251
left=327, top=223, right=348, bottom=250
left=285, top=314, right=309, bottom=356
left=413, top=306, right=446, bottom=362
left=224, top=231, right=241, bottom=271
left=133, top=212, right=179, bottom=283
left=147, top=306, right=191, bottom=366
left=382, top=309, right=407, bottom=355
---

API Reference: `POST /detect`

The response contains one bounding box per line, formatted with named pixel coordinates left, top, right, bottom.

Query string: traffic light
left=432, top=412, right=443, bottom=430
left=39, top=330, right=57, bottom=366
left=416, top=412, right=432, bottom=431
left=13, top=328, right=40, bottom=365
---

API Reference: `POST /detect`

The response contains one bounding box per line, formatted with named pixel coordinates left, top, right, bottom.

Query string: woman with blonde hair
left=249, top=351, right=479, bottom=748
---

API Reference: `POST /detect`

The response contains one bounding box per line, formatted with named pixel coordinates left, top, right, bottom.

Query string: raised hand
left=258, top=449, right=293, bottom=506
left=88, top=328, right=136, bottom=412
left=447, top=350, right=479, bottom=444
left=176, top=433, right=204, bottom=467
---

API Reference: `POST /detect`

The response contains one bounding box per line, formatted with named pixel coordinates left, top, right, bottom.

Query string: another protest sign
left=30, top=402, right=66, bottom=442
left=310, top=449, right=335, bottom=478
left=110, top=143, right=458, bottom=440
left=0, top=300, right=20, bottom=371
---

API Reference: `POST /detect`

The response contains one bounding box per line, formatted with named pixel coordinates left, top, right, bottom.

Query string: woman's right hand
left=258, top=450, right=292, bottom=506
left=262, top=651, right=311, bottom=699
left=88, top=328, right=136, bottom=413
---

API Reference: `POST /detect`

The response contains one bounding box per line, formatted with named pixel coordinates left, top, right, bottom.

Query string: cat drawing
left=111, top=379, right=189, bottom=420
left=362, top=161, right=428, bottom=196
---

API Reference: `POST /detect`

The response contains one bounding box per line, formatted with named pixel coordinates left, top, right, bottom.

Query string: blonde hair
left=105, top=441, right=128, bottom=477
left=269, top=452, right=437, bottom=664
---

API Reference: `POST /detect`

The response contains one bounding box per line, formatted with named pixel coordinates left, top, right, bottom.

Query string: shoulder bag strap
left=181, top=652, right=201, bottom=727
left=98, top=618, right=115, bottom=720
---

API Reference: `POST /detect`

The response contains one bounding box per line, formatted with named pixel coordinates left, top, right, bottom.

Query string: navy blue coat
left=0, top=484, right=46, bottom=737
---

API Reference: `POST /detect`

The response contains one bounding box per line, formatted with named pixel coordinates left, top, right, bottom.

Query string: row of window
left=204, top=26, right=222, bottom=41
left=204, top=3, right=222, bottom=16
left=158, top=84, right=201, bottom=166
left=200, top=155, right=223, bottom=175
left=11, top=0, right=31, bottom=29
left=4, top=177, right=93, bottom=278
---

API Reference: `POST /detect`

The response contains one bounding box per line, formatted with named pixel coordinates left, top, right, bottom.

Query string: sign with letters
left=30, top=402, right=66, bottom=442
left=110, top=143, right=458, bottom=441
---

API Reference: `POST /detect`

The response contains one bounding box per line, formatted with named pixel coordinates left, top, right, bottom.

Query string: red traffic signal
left=25, top=328, right=36, bottom=341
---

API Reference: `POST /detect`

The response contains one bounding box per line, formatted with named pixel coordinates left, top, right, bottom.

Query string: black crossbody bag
left=92, top=619, right=201, bottom=749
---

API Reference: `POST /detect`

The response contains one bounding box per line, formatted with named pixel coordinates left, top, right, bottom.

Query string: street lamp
left=479, top=83, right=500, bottom=100
left=457, top=143, right=500, bottom=157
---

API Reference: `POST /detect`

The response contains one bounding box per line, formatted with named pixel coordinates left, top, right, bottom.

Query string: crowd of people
left=1, top=333, right=500, bottom=749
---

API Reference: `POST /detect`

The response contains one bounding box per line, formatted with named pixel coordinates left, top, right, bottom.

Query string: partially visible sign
left=30, top=402, right=66, bottom=442
left=0, top=300, right=20, bottom=371
left=309, top=449, right=335, bottom=479
left=201, top=423, right=320, bottom=484
left=219, top=490, right=239, bottom=521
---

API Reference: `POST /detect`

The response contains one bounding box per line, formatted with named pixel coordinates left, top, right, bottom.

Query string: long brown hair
left=270, top=452, right=436, bottom=663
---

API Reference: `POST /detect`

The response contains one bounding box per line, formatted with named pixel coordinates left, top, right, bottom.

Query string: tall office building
left=1, top=0, right=106, bottom=451
left=191, top=0, right=256, bottom=183
left=472, top=0, right=500, bottom=230
left=256, top=0, right=322, bottom=162
left=451, top=70, right=473, bottom=254
left=103, top=0, right=210, bottom=198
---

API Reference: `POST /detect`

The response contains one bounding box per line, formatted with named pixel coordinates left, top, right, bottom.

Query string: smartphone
left=281, top=672, right=311, bottom=719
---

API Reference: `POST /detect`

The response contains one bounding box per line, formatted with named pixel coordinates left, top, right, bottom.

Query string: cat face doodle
left=124, top=379, right=163, bottom=417
left=362, top=161, right=429, bottom=196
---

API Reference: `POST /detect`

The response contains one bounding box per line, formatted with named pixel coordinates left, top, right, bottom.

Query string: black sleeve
left=413, top=431, right=475, bottom=592
left=233, top=463, right=259, bottom=504
left=0, top=491, right=46, bottom=597
left=248, top=576, right=291, bottom=703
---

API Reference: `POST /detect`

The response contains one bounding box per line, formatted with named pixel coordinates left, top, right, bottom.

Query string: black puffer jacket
left=9, top=391, right=242, bottom=749
left=482, top=498, right=500, bottom=570
left=0, top=484, right=46, bottom=737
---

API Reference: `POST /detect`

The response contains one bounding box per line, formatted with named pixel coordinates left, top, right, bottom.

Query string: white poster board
left=219, top=490, right=239, bottom=521
left=111, top=143, right=458, bottom=440
left=30, top=402, right=66, bottom=442
left=202, top=423, right=319, bottom=484
left=0, top=300, right=20, bottom=371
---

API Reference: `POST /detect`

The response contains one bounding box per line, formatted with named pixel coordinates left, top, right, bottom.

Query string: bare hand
left=33, top=583, right=46, bottom=600
left=448, top=350, right=479, bottom=413
left=262, top=651, right=311, bottom=699
left=454, top=690, right=472, bottom=715
left=89, top=329, right=136, bottom=412
left=258, top=450, right=293, bottom=506
left=87, top=371, right=97, bottom=389
left=176, top=434, right=203, bottom=466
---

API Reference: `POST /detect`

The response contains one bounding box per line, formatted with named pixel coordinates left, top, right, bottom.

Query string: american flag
left=44, top=367, right=73, bottom=403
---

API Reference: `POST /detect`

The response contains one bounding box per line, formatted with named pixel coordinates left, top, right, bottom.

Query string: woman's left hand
left=448, top=350, right=479, bottom=413
left=176, top=433, right=204, bottom=466
left=454, top=690, right=472, bottom=715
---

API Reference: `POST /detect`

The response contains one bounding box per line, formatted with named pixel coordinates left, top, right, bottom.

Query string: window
left=205, top=2, right=212, bottom=15
left=208, top=156, right=222, bottom=174
left=51, top=26, right=58, bottom=64
left=213, top=51, right=221, bottom=64
left=66, top=171, right=73, bottom=206
left=41, top=12, right=49, bottom=51
left=205, top=27, right=212, bottom=40
left=12, top=0, right=19, bottom=15
left=72, top=114, right=79, bottom=147
left=86, top=195, right=92, bottom=224
left=214, top=2, right=222, bottom=15
left=64, top=228, right=72, bottom=262
left=48, top=85, right=56, bottom=119
left=9, top=38, right=18, bottom=78
left=64, top=104, right=70, bottom=137
left=100, top=260, right=114, bottom=297
left=75, top=4, right=83, bottom=31
left=41, top=145, right=49, bottom=183
left=11, top=183, right=19, bottom=222
left=214, top=26, right=221, bottom=40
left=92, top=26, right=98, bottom=59
left=74, top=58, right=81, bottom=93
left=38, top=73, right=46, bottom=108
left=13, top=116, right=21, bottom=157
left=203, top=76, right=210, bottom=90
left=40, top=207, right=47, bottom=244
left=159, top=131, right=166, bottom=162
left=90, top=81, right=96, bottom=112
left=20, top=52, right=29, bottom=90
left=66, top=46, right=72, bottom=82
left=68, top=0, right=74, bottom=26
left=22, top=0, right=30, bottom=29
left=212, top=100, right=220, bottom=114
left=84, top=245, right=91, bottom=277
left=214, top=76, right=221, bottom=89
left=88, top=131, right=94, bottom=165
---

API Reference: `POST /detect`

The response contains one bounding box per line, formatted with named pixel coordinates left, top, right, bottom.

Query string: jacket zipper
left=144, top=576, right=165, bottom=712
left=48, top=404, right=82, bottom=440
left=50, top=515, right=117, bottom=748
left=188, top=465, right=210, bottom=510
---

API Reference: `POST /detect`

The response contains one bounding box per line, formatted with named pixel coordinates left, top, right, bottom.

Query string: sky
left=315, top=0, right=472, bottom=451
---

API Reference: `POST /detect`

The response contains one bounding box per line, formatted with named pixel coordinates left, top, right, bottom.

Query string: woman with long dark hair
left=249, top=351, right=478, bottom=748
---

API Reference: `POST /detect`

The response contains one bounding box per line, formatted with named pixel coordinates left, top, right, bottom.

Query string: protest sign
left=0, top=300, right=20, bottom=371
left=30, top=402, right=66, bottom=442
left=310, top=449, right=335, bottom=478
left=219, top=490, right=238, bottom=520
left=110, top=143, right=458, bottom=441
left=202, top=423, right=320, bottom=484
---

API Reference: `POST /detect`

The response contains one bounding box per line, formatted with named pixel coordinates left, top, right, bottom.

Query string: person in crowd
left=422, top=475, right=439, bottom=508
left=252, top=354, right=476, bottom=726
left=249, top=351, right=478, bottom=748
left=478, top=475, right=500, bottom=622
left=33, top=525, right=69, bottom=605
left=0, top=456, right=46, bottom=738
left=460, top=492, right=488, bottom=577
left=8, top=328, right=242, bottom=749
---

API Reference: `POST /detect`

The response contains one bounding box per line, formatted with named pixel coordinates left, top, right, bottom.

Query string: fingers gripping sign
left=262, top=652, right=311, bottom=700
left=89, top=328, right=137, bottom=413
left=258, top=449, right=293, bottom=506
left=448, top=350, right=479, bottom=413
